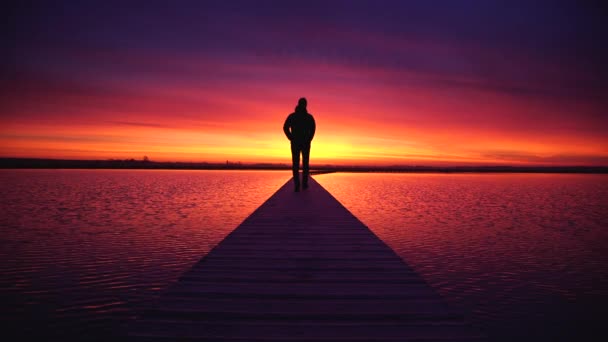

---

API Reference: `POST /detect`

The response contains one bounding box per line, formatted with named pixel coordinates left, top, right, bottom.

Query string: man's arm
left=309, top=115, right=316, bottom=142
left=283, top=115, right=292, bottom=141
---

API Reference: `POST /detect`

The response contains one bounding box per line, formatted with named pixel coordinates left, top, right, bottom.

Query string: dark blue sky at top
left=10, top=1, right=605, bottom=61
left=7, top=1, right=607, bottom=102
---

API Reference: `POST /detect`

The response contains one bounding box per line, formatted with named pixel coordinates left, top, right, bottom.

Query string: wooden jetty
left=130, top=177, right=484, bottom=341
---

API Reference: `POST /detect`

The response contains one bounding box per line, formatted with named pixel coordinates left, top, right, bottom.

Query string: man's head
left=298, top=97, right=307, bottom=108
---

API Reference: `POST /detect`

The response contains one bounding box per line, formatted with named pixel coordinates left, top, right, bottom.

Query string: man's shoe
left=294, top=185, right=300, bottom=192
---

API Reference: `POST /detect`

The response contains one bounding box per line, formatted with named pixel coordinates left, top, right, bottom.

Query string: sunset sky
left=3, top=1, right=607, bottom=166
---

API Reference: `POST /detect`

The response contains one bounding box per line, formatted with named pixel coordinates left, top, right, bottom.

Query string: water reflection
left=0, top=169, right=289, bottom=337
left=315, top=172, right=608, bottom=341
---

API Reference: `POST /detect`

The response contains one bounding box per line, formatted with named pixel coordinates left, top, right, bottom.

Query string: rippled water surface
left=3, top=170, right=608, bottom=340
left=315, top=172, right=608, bottom=341
left=0, top=169, right=289, bottom=337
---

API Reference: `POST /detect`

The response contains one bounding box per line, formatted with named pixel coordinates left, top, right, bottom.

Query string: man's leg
left=291, top=143, right=301, bottom=191
left=302, top=142, right=311, bottom=189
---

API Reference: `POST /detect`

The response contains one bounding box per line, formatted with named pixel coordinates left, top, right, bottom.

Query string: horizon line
left=1, top=157, right=607, bottom=172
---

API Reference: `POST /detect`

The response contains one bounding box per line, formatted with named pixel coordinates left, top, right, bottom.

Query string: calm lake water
left=1, top=170, right=607, bottom=340
left=315, top=172, right=608, bottom=341
left=0, top=169, right=290, bottom=338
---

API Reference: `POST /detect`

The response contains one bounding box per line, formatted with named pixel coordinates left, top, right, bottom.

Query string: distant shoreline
left=1, top=158, right=607, bottom=174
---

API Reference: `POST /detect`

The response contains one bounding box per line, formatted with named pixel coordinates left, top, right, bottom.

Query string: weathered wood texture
left=130, top=177, right=484, bottom=341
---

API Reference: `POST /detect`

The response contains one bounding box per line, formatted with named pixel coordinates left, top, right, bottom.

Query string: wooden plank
left=130, top=177, right=484, bottom=341
left=153, top=297, right=455, bottom=316
left=165, top=282, right=440, bottom=297
left=131, top=321, right=485, bottom=341
left=178, top=274, right=426, bottom=283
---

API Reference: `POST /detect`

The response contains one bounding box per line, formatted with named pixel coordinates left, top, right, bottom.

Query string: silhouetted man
left=283, top=97, right=316, bottom=192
